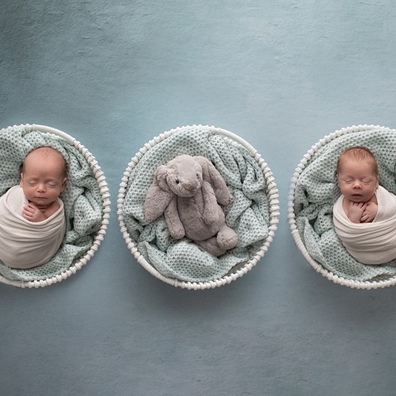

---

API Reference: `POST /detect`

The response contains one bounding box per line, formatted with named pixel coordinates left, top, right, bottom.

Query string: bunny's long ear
left=194, top=156, right=230, bottom=205
left=144, top=165, right=174, bottom=222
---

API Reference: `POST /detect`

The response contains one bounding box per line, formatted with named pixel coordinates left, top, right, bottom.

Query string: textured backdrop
left=1, top=1, right=396, bottom=395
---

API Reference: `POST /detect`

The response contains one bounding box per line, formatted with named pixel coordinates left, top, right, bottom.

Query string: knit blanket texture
left=294, top=128, right=396, bottom=282
left=122, top=127, right=270, bottom=282
left=0, top=125, right=103, bottom=282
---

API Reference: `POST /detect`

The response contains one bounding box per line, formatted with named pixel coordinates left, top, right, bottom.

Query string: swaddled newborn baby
left=0, top=147, right=67, bottom=269
left=333, top=146, right=396, bottom=265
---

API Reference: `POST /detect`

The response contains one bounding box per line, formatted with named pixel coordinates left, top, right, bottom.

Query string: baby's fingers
left=22, top=209, right=33, bottom=219
left=352, top=202, right=365, bottom=209
left=23, top=204, right=35, bottom=214
left=360, top=214, right=369, bottom=222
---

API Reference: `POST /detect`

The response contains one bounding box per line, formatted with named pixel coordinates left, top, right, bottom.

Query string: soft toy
left=144, top=155, right=238, bottom=256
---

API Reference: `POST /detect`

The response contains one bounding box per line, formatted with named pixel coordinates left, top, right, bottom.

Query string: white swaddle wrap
left=0, top=185, right=66, bottom=269
left=333, top=186, right=396, bottom=264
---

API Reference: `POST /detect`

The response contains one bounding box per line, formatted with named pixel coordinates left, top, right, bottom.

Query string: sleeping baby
left=333, top=146, right=396, bottom=264
left=0, top=147, right=67, bottom=269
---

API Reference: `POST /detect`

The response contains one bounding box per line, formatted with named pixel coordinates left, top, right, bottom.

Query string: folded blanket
left=0, top=185, right=66, bottom=269
left=333, top=186, right=396, bottom=264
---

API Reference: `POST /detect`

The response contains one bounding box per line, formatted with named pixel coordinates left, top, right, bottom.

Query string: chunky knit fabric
left=122, top=127, right=270, bottom=282
left=0, top=125, right=103, bottom=282
left=294, top=127, right=396, bottom=282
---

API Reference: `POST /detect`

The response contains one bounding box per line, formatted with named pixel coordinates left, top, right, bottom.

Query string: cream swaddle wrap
left=0, top=185, right=66, bottom=269
left=333, top=185, right=396, bottom=265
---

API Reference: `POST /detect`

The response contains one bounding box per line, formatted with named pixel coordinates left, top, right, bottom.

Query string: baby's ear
left=61, top=178, right=67, bottom=191
left=20, top=173, right=24, bottom=186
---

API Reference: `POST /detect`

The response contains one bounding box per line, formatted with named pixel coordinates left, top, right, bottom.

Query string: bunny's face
left=166, top=155, right=203, bottom=197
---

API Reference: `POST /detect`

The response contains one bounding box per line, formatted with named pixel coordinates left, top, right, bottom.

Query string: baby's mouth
left=351, top=194, right=363, bottom=200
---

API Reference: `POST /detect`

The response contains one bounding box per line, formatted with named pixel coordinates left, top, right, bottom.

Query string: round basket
left=0, top=124, right=111, bottom=288
left=288, top=124, right=396, bottom=289
left=118, top=125, right=279, bottom=290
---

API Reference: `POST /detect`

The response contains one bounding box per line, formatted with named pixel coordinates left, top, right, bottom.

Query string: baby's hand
left=360, top=201, right=378, bottom=223
left=22, top=203, right=46, bottom=222
left=348, top=202, right=367, bottom=223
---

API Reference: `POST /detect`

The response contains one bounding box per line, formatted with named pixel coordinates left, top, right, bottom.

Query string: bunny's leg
left=196, top=238, right=226, bottom=257
left=217, top=225, right=238, bottom=250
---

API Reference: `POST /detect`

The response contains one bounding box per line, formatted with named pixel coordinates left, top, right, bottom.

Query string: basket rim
left=0, top=123, right=111, bottom=288
left=117, top=125, right=280, bottom=290
left=288, top=124, right=396, bottom=290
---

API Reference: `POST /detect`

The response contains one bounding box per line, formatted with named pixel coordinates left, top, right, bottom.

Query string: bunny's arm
left=164, top=196, right=185, bottom=239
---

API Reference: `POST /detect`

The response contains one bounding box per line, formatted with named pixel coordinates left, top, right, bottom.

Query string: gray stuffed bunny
left=144, top=154, right=238, bottom=256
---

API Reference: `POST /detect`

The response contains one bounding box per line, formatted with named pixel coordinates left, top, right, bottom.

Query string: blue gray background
left=1, top=1, right=396, bottom=395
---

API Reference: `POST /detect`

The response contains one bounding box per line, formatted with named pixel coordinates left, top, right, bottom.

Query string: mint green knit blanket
left=122, top=127, right=269, bottom=282
left=294, top=128, right=396, bottom=282
left=0, top=125, right=103, bottom=282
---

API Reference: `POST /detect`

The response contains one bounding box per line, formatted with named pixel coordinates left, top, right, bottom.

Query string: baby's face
left=337, top=159, right=378, bottom=203
left=20, top=150, right=66, bottom=207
